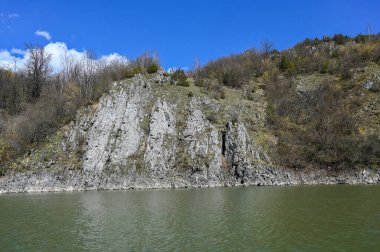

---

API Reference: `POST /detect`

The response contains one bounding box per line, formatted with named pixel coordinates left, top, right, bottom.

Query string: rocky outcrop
left=224, top=122, right=269, bottom=182
left=65, top=77, right=151, bottom=173
left=181, top=97, right=223, bottom=186
left=1, top=73, right=379, bottom=193
left=363, top=73, right=380, bottom=92
left=144, top=99, right=177, bottom=178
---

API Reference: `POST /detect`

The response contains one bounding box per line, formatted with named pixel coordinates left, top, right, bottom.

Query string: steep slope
left=0, top=72, right=379, bottom=193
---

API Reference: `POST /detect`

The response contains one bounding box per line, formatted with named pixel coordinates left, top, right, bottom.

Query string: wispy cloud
left=11, top=48, right=25, bottom=55
left=35, top=30, right=52, bottom=41
left=7, top=13, right=19, bottom=18
left=0, top=12, right=20, bottom=27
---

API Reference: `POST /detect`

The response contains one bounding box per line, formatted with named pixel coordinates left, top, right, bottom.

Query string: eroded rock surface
left=144, top=99, right=177, bottom=178
left=182, top=97, right=223, bottom=185
left=1, top=73, right=379, bottom=193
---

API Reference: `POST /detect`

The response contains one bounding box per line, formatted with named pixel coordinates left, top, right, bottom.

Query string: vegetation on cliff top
left=196, top=33, right=380, bottom=170
left=1, top=33, right=380, bottom=173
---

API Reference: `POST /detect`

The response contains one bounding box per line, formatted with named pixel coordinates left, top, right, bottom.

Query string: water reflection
left=1, top=185, right=380, bottom=251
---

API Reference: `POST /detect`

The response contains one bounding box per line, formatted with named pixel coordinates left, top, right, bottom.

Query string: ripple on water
left=0, top=185, right=380, bottom=251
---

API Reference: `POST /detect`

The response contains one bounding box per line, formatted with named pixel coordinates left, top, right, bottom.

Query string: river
left=1, top=185, right=379, bottom=251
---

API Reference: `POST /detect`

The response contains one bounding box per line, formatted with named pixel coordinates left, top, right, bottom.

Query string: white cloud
left=0, top=50, right=24, bottom=69
left=11, top=48, right=25, bottom=55
left=8, top=13, right=19, bottom=18
left=35, top=30, right=52, bottom=41
left=44, top=43, right=129, bottom=72
left=0, top=42, right=129, bottom=73
left=100, top=53, right=130, bottom=64
left=44, top=42, right=84, bottom=71
left=0, top=50, right=15, bottom=65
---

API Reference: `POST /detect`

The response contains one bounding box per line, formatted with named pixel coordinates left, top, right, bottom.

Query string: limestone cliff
left=0, top=72, right=379, bottom=193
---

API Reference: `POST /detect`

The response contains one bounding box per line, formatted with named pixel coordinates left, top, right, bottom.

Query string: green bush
left=194, top=77, right=204, bottom=87
left=147, top=63, right=159, bottom=74
left=278, top=55, right=296, bottom=75
left=279, top=55, right=291, bottom=71
left=123, top=69, right=135, bottom=79
left=171, top=69, right=189, bottom=87
left=332, top=34, right=350, bottom=45
left=178, top=79, right=190, bottom=87
left=320, top=60, right=330, bottom=74
left=123, top=67, right=143, bottom=79
left=354, top=34, right=369, bottom=43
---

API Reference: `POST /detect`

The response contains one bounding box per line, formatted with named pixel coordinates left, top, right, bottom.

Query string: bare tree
left=261, top=40, right=274, bottom=55
left=193, top=57, right=201, bottom=77
left=79, top=51, right=101, bottom=100
left=24, top=43, right=51, bottom=100
left=135, top=50, right=159, bottom=69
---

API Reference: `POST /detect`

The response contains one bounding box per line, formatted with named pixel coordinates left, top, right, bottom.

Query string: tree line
left=0, top=45, right=159, bottom=164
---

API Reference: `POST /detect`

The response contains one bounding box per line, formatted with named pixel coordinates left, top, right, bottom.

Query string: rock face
left=1, top=73, right=379, bottom=193
left=75, top=79, right=150, bottom=172
left=182, top=97, right=223, bottom=185
left=144, top=99, right=177, bottom=178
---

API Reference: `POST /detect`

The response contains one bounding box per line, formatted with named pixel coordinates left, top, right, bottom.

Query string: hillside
left=0, top=34, right=380, bottom=192
left=196, top=33, right=380, bottom=170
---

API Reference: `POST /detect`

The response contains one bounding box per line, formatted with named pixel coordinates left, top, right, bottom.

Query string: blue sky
left=1, top=0, right=379, bottom=69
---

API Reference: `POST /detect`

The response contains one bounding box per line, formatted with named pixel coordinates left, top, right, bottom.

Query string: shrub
left=358, top=134, right=380, bottom=165
left=123, top=67, right=143, bottom=79
left=134, top=51, right=160, bottom=70
left=147, top=63, right=159, bottom=74
left=194, top=77, right=204, bottom=87
left=279, top=55, right=290, bottom=71
left=354, top=34, right=369, bottom=43
left=123, top=69, right=136, bottom=79
left=320, top=60, right=330, bottom=74
left=0, top=140, right=11, bottom=164
left=332, top=34, right=350, bottom=45
left=264, top=76, right=380, bottom=170
left=278, top=55, right=297, bottom=75
left=178, top=79, right=190, bottom=87
left=221, top=69, right=241, bottom=87
left=374, top=43, right=380, bottom=63
left=171, top=69, right=189, bottom=87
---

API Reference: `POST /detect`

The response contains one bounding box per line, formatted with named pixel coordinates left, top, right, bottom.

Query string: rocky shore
left=0, top=166, right=379, bottom=194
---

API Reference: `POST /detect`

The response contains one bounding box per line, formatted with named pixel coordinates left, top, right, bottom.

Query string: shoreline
left=1, top=167, right=379, bottom=194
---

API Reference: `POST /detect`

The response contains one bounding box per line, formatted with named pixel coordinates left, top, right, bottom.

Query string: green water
left=1, top=185, right=380, bottom=251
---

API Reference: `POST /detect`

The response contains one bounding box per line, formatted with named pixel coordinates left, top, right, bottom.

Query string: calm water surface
left=1, top=185, right=380, bottom=251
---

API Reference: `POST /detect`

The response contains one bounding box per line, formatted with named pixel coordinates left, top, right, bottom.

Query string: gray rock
left=144, top=98, right=177, bottom=178
left=363, top=74, right=380, bottom=92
